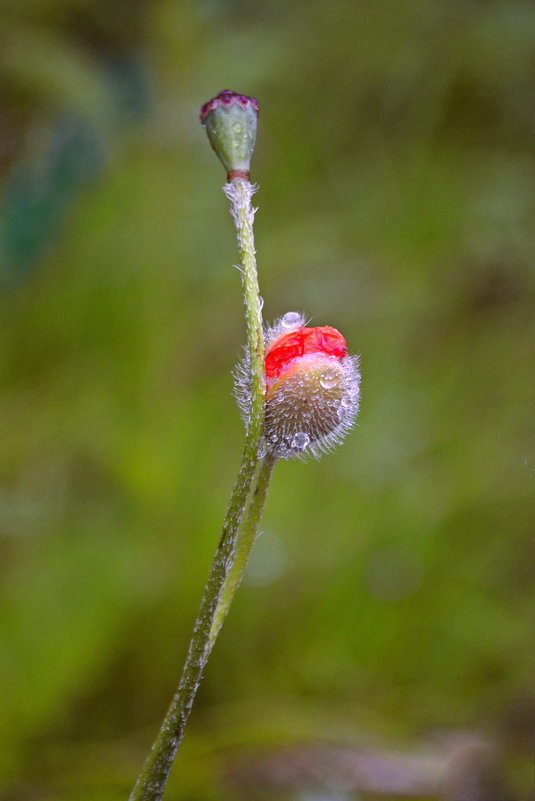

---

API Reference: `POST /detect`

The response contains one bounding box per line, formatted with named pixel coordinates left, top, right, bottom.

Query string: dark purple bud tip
left=200, top=90, right=259, bottom=178
left=200, top=90, right=259, bottom=125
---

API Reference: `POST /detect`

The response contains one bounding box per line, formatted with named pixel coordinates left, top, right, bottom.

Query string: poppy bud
left=235, top=312, right=361, bottom=460
left=200, top=90, right=259, bottom=181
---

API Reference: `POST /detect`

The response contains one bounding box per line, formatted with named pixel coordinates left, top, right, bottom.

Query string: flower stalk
left=128, top=93, right=267, bottom=801
left=210, top=452, right=277, bottom=642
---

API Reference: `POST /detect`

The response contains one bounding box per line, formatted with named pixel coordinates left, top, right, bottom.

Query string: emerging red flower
left=235, top=312, right=361, bottom=460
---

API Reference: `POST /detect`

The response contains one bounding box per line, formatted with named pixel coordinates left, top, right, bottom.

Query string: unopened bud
left=200, top=89, right=259, bottom=181
left=235, top=312, right=361, bottom=460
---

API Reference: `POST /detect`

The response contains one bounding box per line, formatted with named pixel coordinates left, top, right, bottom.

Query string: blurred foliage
left=1, top=0, right=535, bottom=799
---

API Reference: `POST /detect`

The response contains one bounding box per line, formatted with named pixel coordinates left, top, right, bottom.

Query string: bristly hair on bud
left=234, top=312, right=361, bottom=461
left=200, top=89, right=259, bottom=181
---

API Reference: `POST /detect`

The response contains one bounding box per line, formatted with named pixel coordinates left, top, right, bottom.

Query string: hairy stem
left=129, top=178, right=266, bottom=801
left=211, top=453, right=277, bottom=641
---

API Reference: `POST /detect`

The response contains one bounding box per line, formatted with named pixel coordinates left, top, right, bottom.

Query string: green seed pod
left=200, top=90, right=259, bottom=180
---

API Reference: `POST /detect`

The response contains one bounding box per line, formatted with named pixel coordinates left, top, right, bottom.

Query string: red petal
left=304, top=326, right=348, bottom=359
left=265, top=326, right=347, bottom=378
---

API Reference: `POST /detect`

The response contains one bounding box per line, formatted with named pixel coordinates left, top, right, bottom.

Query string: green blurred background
left=1, top=1, right=535, bottom=799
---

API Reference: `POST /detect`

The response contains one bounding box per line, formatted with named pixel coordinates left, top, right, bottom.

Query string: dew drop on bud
left=291, top=431, right=310, bottom=452
left=281, top=311, right=303, bottom=329
left=319, top=368, right=339, bottom=389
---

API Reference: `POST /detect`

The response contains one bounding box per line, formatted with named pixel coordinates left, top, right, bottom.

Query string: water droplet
left=232, top=122, right=243, bottom=134
left=291, top=431, right=310, bottom=451
left=341, top=395, right=352, bottom=408
left=281, top=311, right=302, bottom=329
left=258, top=438, right=267, bottom=458
left=320, top=368, right=338, bottom=389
